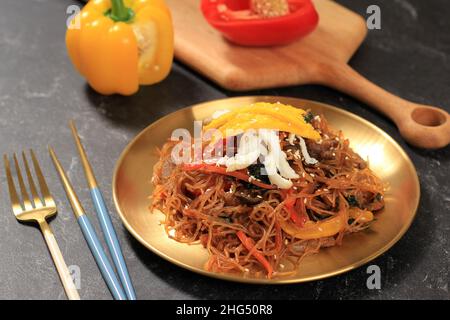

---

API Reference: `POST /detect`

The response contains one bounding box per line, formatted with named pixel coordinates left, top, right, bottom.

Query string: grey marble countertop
left=0, top=0, right=448, bottom=300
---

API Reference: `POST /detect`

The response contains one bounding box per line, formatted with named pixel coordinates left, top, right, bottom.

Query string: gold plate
left=112, top=96, right=420, bottom=284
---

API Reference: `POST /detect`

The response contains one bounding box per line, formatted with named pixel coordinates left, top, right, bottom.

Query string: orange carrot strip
left=236, top=230, right=273, bottom=278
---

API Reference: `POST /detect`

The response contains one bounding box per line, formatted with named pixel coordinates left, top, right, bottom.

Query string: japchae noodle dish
left=151, top=102, right=385, bottom=279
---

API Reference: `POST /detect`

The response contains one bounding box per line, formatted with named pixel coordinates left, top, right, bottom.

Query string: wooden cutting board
left=165, top=0, right=367, bottom=91
left=165, top=0, right=450, bottom=149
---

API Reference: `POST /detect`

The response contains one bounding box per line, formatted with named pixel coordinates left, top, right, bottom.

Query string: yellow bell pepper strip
left=279, top=194, right=349, bottom=240
left=348, top=207, right=374, bottom=224
left=66, top=0, right=174, bottom=95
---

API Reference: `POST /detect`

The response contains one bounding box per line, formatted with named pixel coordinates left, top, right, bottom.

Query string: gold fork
left=4, top=150, right=80, bottom=300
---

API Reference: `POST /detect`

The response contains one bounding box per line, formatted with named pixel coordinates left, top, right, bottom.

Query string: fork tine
left=30, top=149, right=55, bottom=207
left=22, top=151, right=43, bottom=208
left=3, top=155, right=23, bottom=214
left=13, top=153, right=33, bottom=210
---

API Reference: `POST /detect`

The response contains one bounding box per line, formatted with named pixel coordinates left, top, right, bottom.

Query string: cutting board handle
left=316, top=62, right=450, bottom=149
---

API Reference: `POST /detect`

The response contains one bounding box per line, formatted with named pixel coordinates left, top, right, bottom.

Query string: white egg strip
left=288, top=133, right=296, bottom=145
left=226, top=131, right=260, bottom=172
left=213, top=129, right=303, bottom=189
left=262, top=146, right=293, bottom=189
left=225, top=151, right=260, bottom=172
left=259, top=130, right=295, bottom=189
left=260, top=130, right=299, bottom=179
left=297, top=136, right=318, bottom=165
left=277, top=151, right=299, bottom=179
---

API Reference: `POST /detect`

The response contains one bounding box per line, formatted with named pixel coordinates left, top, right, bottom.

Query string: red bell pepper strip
left=200, top=0, right=319, bottom=46
left=182, top=163, right=276, bottom=189
left=236, top=230, right=273, bottom=278
left=283, top=189, right=309, bottom=227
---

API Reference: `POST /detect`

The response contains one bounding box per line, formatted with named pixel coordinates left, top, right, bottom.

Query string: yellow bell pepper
left=66, top=0, right=174, bottom=95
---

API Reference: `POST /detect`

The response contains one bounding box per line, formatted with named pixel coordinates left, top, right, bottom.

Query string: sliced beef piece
left=355, top=191, right=385, bottom=211
left=234, top=186, right=266, bottom=205
left=305, top=139, right=339, bottom=161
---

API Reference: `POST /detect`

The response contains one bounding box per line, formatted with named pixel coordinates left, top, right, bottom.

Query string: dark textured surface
left=0, top=0, right=448, bottom=300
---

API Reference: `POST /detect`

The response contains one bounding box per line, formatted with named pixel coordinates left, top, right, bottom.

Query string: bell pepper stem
left=110, top=0, right=132, bottom=22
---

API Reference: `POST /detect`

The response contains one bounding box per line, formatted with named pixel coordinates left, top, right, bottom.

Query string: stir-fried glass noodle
left=151, top=103, right=385, bottom=279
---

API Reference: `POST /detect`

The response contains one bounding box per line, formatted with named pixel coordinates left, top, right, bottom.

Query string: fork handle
left=39, top=220, right=81, bottom=300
